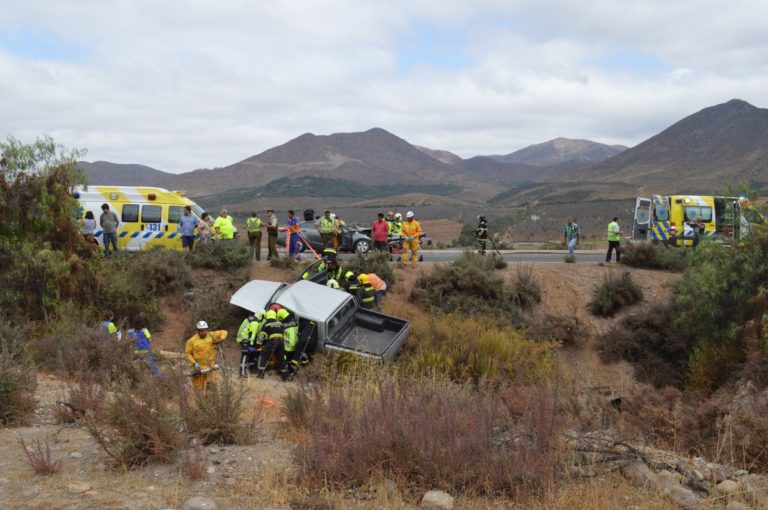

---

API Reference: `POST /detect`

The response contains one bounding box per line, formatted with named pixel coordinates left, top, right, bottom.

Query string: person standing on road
left=331, top=213, right=343, bottom=250
left=371, top=212, right=390, bottom=252
left=476, top=215, right=489, bottom=255
left=400, top=211, right=422, bottom=267
left=185, top=320, right=228, bottom=391
left=315, top=210, right=335, bottom=249
left=564, top=216, right=580, bottom=259
left=177, top=206, right=199, bottom=252
left=99, top=203, right=120, bottom=257
left=246, top=211, right=263, bottom=260
left=213, top=209, right=235, bottom=241
left=287, top=210, right=302, bottom=262
left=266, top=209, right=279, bottom=260
left=606, top=216, right=622, bottom=263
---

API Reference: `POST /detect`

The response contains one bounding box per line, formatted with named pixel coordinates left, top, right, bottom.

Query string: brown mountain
left=490, top=138, right=627, bottom=167
left=557, top=99, right=768, bottom=191
left=78, top=161, right=172, bottom=187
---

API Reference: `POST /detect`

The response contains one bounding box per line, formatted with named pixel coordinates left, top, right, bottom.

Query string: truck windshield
left=684, top=206, right=712, bottom=222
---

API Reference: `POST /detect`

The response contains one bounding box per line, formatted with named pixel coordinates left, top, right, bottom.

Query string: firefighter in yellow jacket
left=185, top=320, right=228, bottom=390
left=400, top=211, right=422, bottom=267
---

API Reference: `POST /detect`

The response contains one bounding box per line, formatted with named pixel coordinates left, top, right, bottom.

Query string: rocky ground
left=2, top=260, right=765, bottom=509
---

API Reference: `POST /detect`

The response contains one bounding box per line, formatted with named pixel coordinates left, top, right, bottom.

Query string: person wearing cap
left=357, top=274, right=376, bottom=310
left=315, top=210, right=336, bottom=249
left=256, top=310, right=287, bottom=379
left=246, top=211, right=263, bottom=260
left=213, top=209, right=236, bottom=240
left=266, top=209, right=279, bottom=260
left=371, top=213, right=390, bottom=252
left=400, top=211, right=422, bottom=267
left=185, top=320, right=228, bottom=390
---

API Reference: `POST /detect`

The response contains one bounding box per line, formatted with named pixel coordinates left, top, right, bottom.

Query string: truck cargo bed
left=326, top=309, right=409, bottom=362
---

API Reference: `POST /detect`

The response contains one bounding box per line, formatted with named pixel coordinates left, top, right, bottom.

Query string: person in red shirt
left=371, top=212, right=390, bottom=252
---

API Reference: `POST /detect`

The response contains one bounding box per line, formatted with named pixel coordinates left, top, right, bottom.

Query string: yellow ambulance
left=74, top=185, right=207, bottom=251
left=631, top=194, right=765, bottom=246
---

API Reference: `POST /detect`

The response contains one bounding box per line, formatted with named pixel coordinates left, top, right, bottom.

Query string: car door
left=120, top=203, right=143, bottom=251
left=632, top=197, right=652, bottom=241
left=140, top=204, right=164, bottom=248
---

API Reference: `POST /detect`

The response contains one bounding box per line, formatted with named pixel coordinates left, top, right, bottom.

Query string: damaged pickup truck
left=229, top=279, right=409, bottom=362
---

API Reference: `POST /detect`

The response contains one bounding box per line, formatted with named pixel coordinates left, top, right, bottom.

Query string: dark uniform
left=358, top=283, right=376, bottom=310
left=256, top=312, right=287, bottom=379
left=476, top=216, right=489, bottom=255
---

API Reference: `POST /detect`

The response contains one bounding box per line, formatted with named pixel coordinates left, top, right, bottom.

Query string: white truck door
left=632, top=197, right=652, bottom=241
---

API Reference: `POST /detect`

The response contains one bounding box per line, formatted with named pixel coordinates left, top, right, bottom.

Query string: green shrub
left=563, top=254, right=575, bottom=263
left=621, top=242, right=688, bottom=271
left=588, top=271, right=643, bottom=317
left=187, top=241, right=251, bottom=270
left=510, top=264, right=541, bottom=309
left=131, top=247, right=193, bottom=296
left=343, top=251, right=396, bottom=286
left=686, top=339, right=745, bottom=395
left=411, top=252, right=521, bottom=323
left=0, top=325, right=37, bottom=426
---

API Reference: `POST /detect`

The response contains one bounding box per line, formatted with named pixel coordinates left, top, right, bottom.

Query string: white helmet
left=196, top=320, right=209, bottom=330
left=254, top=309, right=265, bottom=321
left=329, top=213, right=336, bottom=219
left=327, top=278, right=340, bottom=289
left=406, top=211, right=414, bottom=219
left=394, top=213, right=402, bottom=220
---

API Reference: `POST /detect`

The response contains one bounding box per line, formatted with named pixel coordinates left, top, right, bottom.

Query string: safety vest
left=318, top=217, right=335, bottom=234
left=328, top=264, right=344, bottom=282
left=607, top=221, right=621, bottom=242
left=129, top=328, right=151, bottom=352
left=387, top=219, right=402, bottom=235
left=236, top=317, right=251, bottom=343
left=214, top=216, right=235, bottom=239
left=367, top=274, right=386, bottom=292
left=261, top=319, right=284, bottom=342
left=359, top=285, right=376, bottom=309
left=246, top=320, right=262, bottom=345
left=101, top=320, right=117, bottom=340
left=246, top=217, right=262, bottom=233
left=284, top=326, right=298, bottom=352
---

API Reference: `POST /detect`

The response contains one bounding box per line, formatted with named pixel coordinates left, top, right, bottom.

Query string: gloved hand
left=193, top=362, right=200, bottom=373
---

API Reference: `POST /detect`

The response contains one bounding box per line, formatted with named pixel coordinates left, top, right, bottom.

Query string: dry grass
left=19, top=437, right=62, bottom=476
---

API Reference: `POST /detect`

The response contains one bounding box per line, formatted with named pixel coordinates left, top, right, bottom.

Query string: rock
left=622, top=462, right=658, bottom=489
left=206, top=466, right=216, bottom=475
left=655, top=470, right=682, bottom=489
left=67, top=482, right=93, bottom=494
left=727, top=501, right=749, bottom=510
left=716, top=479, right=740, bottom=495
left=741, top=474, right=768, bottom=506
left=181, top=496, right=217, bottom=510
left=712, top=465, right=733, bottom=482
left=69, top=452, right=83, bottom=459
left=662, top=485, right=700, bottom=509
left=420, top=490, right=454, bottom=509
left=733, top=469, right=749, bottom=478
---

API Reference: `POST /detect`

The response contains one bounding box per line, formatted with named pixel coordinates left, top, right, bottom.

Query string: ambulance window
left=122, top=204, right=139, bottom=223
left=654, top=204, right=669, bottom=221
left=168, top=206, right=184, bottom=223
left=141, top=205, right=162, bottom=223
left=684, top=206, right=712, bottom=222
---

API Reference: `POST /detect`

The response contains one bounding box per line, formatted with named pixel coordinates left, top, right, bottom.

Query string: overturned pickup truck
left=229, top=279, right=409, bottom=362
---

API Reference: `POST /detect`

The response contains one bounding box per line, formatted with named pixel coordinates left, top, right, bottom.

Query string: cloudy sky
left=1, top=0, right=766, bottom=172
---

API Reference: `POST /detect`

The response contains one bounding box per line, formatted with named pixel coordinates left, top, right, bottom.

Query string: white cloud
left=0, top=0, right=767, bottom=171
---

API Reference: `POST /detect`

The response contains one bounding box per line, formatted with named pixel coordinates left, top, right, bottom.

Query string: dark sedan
left=278, top=221, right=372, bottom=254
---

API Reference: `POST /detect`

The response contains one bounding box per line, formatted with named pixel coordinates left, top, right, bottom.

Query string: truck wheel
left=354, top=240, right=371, bottom=254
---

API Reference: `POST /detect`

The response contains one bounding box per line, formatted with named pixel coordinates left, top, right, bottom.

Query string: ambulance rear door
left=632, top=197, right=652, bottom=241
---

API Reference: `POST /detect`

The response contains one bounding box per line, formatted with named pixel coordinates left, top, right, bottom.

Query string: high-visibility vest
left=246, top=217, right=262, bottom=233
left=317, top=217, right=335, bottom=234
left=246, top=320, right=262, bottom=345
left=607, top=221, right=621, bottom=242
left=359, top=285, right=376, bottom=309
left=284, top=326, right=298, bottom=352
left=367, top=274, right=387, bottom=292
left=261, top=320, right=284, bottom=342
left=387, top=219, right=402, bottom=235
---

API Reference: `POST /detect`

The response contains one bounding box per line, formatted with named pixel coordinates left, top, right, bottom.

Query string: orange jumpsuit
left=400, top=219, right=422, bottom=266
left=185, top=330, right=228, bottom=390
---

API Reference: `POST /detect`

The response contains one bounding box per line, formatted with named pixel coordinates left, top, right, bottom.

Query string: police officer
left=246, top=211, right=263, bottom=261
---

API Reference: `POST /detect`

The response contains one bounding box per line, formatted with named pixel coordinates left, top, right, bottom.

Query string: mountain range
left=80, top=99, right=768, bottom=210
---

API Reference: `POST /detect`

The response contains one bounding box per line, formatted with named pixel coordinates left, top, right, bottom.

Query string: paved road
left=313, top=249, right=607, bottom=265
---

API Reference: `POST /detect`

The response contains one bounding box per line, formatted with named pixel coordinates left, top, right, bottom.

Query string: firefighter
left=239, top=310, right=265, bottom=377
left=256, top=310, right=287, bottom=379
left=357, top=274, right=377, bottom=310
left=185, top=321, right=228, bottom=391
left=236, top=314, right=256, bottom=345
left=475, top=215, right=489, bottom=255
left=277, top=309, right=299, bottom=378
left=400, top=211, right=422, bottom=267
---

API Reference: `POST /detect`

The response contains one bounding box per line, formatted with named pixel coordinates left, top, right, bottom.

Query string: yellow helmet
left=265, top=310, right=277, bottom=321
left=357, top=274, right=369, bottom=284
left=276, top=309, right=289, bottom=321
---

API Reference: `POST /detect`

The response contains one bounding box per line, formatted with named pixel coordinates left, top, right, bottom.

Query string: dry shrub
left=188, top=241, right=251, bottom=270
left=0, top=325, right=37, bottom=426
left=588, top=271, right=643, bottom=317
left=411, top=252, right=522, bottom=324
left=621, top=242, right=688, bottom=271
left=54, top=378, right=108, bottom=424
left=179, top=443, right=207, bottom=480
left=181, top=373, right=253, bottom=445
left=528, top=309, right=589, bottom=348
left=269, top=256, right=298, bottom=270
left=390, top=304, right=556, bottom=384
left=19, top=437, right=62, bottom=475
left=597, top=305, right=691, bottom=388
left=510, top=264, right=541, bottom=309
left=86, top=377, right=185, bottom=467
left=183, top=280, right=245, bottom=338
left=623, top=384, right=768, bottom=470
left=287, top=372, right=565, bottom=496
